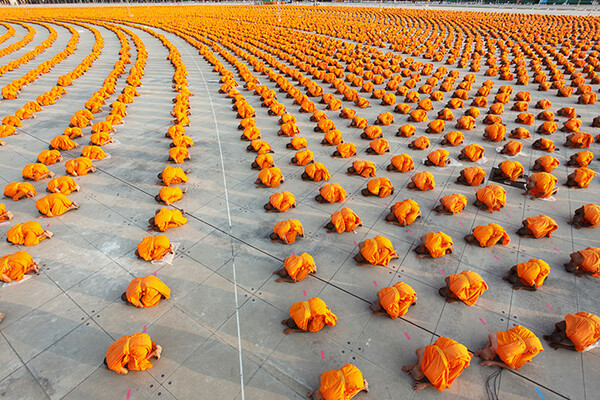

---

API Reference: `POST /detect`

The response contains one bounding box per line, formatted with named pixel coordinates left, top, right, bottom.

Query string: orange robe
left=422, top=232, right=453, bottom=258
left=499, top=161, right=524, bottom=181
left=366, top=177, right=393, bottom=198
left=289, top=297, right=337, bottom=332
left=536, top=156, right=560, bottom=172
left=126, top=275, right=171, bottom=308
left=477, top=185, right=506, bottom=212
left=456, top=116, right=475, bottom=130
left=35, top=193, right=73, bottom=217
left=336, top=143, right=356, bottom=158
left=0, top=251, right=35, bottom=282
left=422, top=337, right=472, bottom=391
left=360, top=236, right=397, bottom=266
left=578, top=247, right=600, bottom=277
left=289, top=136, right=307, bottom=150
left=81, top=146, right=107, bottom=160
left=582, top=204, right=600, bottom=228
left=398, top=124, right=416, bottom=137
left=428, top=149, right=450, bottom=167
left=392, top=199, right=420, bottom=225
left=567, top=132, right=593, bottom=148
left=412, top=136, right=430, bottom=150
left=526, top=215, right=558, bottom=238
left=331, top=208, right=362, bottom=233
left=318, top=364, right=365, bottom=400
left=161, top=166, right=188, bottom=186
left=250, top=140, right=272, bottom=154
left=511, top=127, right=531, bottom=139
left=3, top=182, right=36, bottom=201
left=273, top=219, right=304, bottom=244
left=320, top=184, right=346, bottom=203
left=369, top=138, right=390, bottom=155
left=391, top=154, right=414, bottom=172
left=323, top=130, right=343, bottom=145
left=305, top=163, right=330, bottom=182
left=6, top=221, right=47, bottom=246
left=462, top=144, right=484, bottom=161
left=462, top=167, right=486, bottom=186
left=412, top=171, right=435, bottom=191
left=444, top=131, right=464, bottom=146
left=440, top=194, right=467, bottom=214
left=352, top=161, right=376, bottom=177
left=47, top=176, right=78, bottom=195
left=447, top=270, right=488, bottom=306
left=294, top=149, right=314, bottom=166
left=472, top=223, right=510, bottom=247
left=428, top=119, right=445, bottom=133
left=153, top=208, right=187, bottom=231
left=565, top=312, right=600, bottom=351
left=503, top=141, right=523, bottom=156
left=377, top=112, right=394, bottom=125
left=158, top=186, right=183, bottom=205
left=283, top=253, right=315, bottom=282
left=516, top=259, right=551, bottom=288
left=105, top=333, right=155, bottom=374
left=571, top=167, right=596, bottom=188
left=258, top=167, right=283, bottom=187
left=484, top=123, right=506, bottom=142
left=37, top=150, right=62, bottom=165
left=363, top=125, right=382, bottom=139
left=573, top=151, right=594, bottom=167
left=495, top=326, right=544, bottom=370
left=269, top=191, right=296, bottom=212
left=378, top=282, right=416, bottom=319
left=529, top=173, right=557, bottom=198
left=137, top=235, right=171, bottom=261
left=22, top=163, right=50, bottom=181
left=535, top=138, right=555, bottom=152
left=169, top=146, right=189, bottom=163
left=50, top=135, right=78, bottom=151
left=90, top=131, right=112, bottom=146
left=65, top=157, right=93, bottom=176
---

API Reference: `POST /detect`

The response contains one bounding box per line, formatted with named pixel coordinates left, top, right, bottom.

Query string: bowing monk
left=503, top=258, right=550, bottom=291
left=303, top=163, right=330, bottom=182
left=493, top=160, right=524, bottom=181
left=47, top=176, right=79, bottom=195
left=264, top=191, right=296, bottom=212
left=517, top=215, right=558, bottom=238
left=465, top=223, right=510, bottom=247
left=306, top=364, right=368, bottom=400
left=136, top=235, right=174, bottom=262
left=456, top=167, right=486, bottom=186
left=474, top=185, right=506, bottom=212
left=459, top=144, right=485, bottom=162
left=366, top=138, right=390, bottom=155
left=476, top=326, right=543, bottom=370
left=570, top=204, right=600, bottom=229
left=65, top=157, right=95, bottom=176
left=425, top=149, right=450, bottom=167
left=104, top=333, right=162, bottom=375
left=354, top=235, right=398, bottom=266
left=544, top=312, right=600, bottom=351
left=315, top=183, right=346, bottom=203
left=387, top=154, right=414, bottom=172
left=566, top=167, right=596, bottom=189
left=532, top=138, right=556, bottom=153
left=0, top=203, right=13, bottom=222
left=408, top=136, right=430, bottom=150
left=402, top=336, right=472, bottom=391
left=500, top=140, right=523, bottom=156
left=292, top=149, right=314, bottom=166
left=332, top=143, right=356, bottom=158
left=370, top=281, right=417, bottom=319
left=252, top=154, right=274, bottom=170
left=347, top=160, right=376, bottom=178
left=256, top=167, right=284, bottom=188
left=35, top=193, right=79, bottom=217
left=564, top=247, right=600, bottom=277
left=441, top=131, right=464, bottom=146
left=567, top=151, right=594, bottom=168
left=408, top=171, right=435, bottom=191
left=22, top=163, right=54, bottom=181
left=37, top=150, right=62, bottom=166
left=122, top=275, right=171, bottom=308
left=532, top=156, right=560, bottom=173
left=81, top=146, right=107, bottom=160
left=6, top=221, right=53, bottom=246
left=325, top=208, right=362, bottom=233
left=287, top=136, right=306, bottom=150
left=273, top=252, right=316, bottom=283
left=270, top=219, right=304, bottom=244
left=362, top=177, right=394, bottom=198
left=148, top=208, right=187, bottom=232
left=0, top=251, right=39, bottom=282
left=156, top=186, right=185, bottom=205
left=433, top=194, right=467, bottom=215
left=385, top=199, right=421, bottom=226
left=4, top=182, right=36, bottom=201
left=158, top=166, right=190, bottom=186
left=414, top=232, right=453, bottom=258
left=526, top=173, right=558, bottom=198
left=439, top=270, right=488, bottom=306
left=281, top=297, right=337, bottom=334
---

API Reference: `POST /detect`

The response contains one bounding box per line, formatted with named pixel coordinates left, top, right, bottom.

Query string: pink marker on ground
left=458, top=221, right=464, bottom=226
left=407, top=230, right=412, bottom=235
left=479, top=317, right=487, bottom=326
left=546, top=303, right=554, bottom=311
left=494, top=255, right=500, bottom=261
left=404, top=332, right=411, bottom=340
left=506, top=213, right=511, bottom=218
left=320, top=350, right=325, bottom=360
left=440, top=269, right=445, bottom=275
left=153, top=270, right=157, bottom=276
left=303, top=290, right=307, bottom=297
left=353, top=240, right=357, bottom=246
left=553, top=247, right=559, bottom=252
left=126, top=389, right=131, bottom=400
left=373, top=281, right=377, bottom=287
left=292, top=252, right=296, bottom=256
left=142, top=325, right=146, bottom=333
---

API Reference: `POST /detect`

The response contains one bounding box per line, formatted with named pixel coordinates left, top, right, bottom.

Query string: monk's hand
left=479, top=360, right=495, bottom=367
left=412, top=382, right=428, bottom=391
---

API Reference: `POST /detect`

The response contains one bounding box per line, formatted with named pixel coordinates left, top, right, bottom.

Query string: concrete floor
left=0, top=5, right=599, bottom=400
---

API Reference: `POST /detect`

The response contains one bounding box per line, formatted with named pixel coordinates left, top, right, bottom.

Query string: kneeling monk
left=503, top=258, right=550, bottom=291
left=414, top=232, right=453, bottom=258
left=7, top=221, right=53, bottom=246
left=564, top=247, right=600, bottom=277
left=474, top=185, right=506, bottom=212
left=0, top=203, right=13, bottom=222
left=517, top=215, right=558, bottom=238
left=385, top=199, right=421, bottom=226
left=281, top=297, right=337, bottom=334
left=439, top=270, right=488, bottom=306
left=306, top=364, right=368, bottom=400
left=476, top=326, right=543, bottom=370
left=105, top=333, right=162, bottom=375
left=273, top=253, right=316, bottom=283
left=433, top=194, right=467, bottom=215
left=122, top=275, right=171, bottom=308
left=456, top=166, right=486, bottom=186
left=35, top=193, right=79, bottom=217
left=270, top=219, right=304, bottom=244
left=402, top=336, right=471, bottom=391
left=570, top=204, right=600, bottom=229
left=136, top=235, right=174, bottom=262
left=354, top=235, right=398, bottom=266
left=544, top=312, right=600, bottom=351
left=370, top=281, right=417, bottom=319
left=148, top=208, right=187, bottom=232
left=264, top=191, right=296, bottom=212
left=325, top=208, right=362, bottom=233
left=465, top=223, right=510, bottom=247
left=4, top=182, right=36, bottom=201
left=0, top=251, right=39, bottom=282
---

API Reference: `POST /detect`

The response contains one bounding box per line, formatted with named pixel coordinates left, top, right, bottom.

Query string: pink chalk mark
left=320, top=350, right=325, bottom=360
left=479, top=317, right=487, bottom=326
left=494, top=255, right=500, bottom=261
left=353, top=240, right=357, bottom=246
left=303, top=290, right=307, bottom=297
left=153, top=270, right=157, bottom=276
left=458, top=221, right=464, bottom=226
left=440, top=269, right=445, bottom=276
left=404, top=332, right=411, bottom=340
left=46, top=224, right=50, bottom=228
left=142, top=325, right=146, bottom=333
left=373, top=280, right=378, bottom=287
left=126, top=389, right=131, bottom=400
left=550, top=205, right=556, bottom=210
left=385, top=203, right=389, bottom=206
left=292, top=252, right=296, bottom=256
left=407, top=230, right=412, bottom=235
left=546, top=303, right=554, bottom=311
left=77, top=178, right=80, bottom=181
left=506, top=213, right=511, bottom=218
left=553, top=247, right=559, bottom=252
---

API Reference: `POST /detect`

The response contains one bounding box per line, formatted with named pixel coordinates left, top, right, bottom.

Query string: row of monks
left=0, top=5, right=599, bottom=399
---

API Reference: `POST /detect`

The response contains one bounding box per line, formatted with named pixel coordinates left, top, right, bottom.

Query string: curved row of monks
left=1, top=4, right=600, bottom=399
